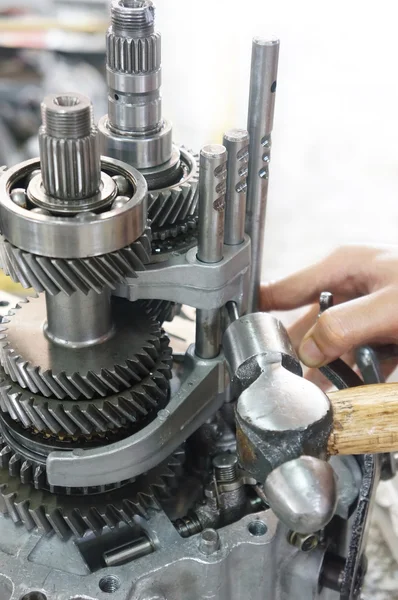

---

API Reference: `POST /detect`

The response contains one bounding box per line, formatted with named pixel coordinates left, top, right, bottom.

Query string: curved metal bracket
left=46, top=347, right=227, bottom=488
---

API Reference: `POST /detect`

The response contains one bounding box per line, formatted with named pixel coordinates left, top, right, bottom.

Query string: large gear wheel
left=0, top=333, right=172, bottom=436
left=0, top=417, right=135, bottom=496
left=148, top=148, right=199, bottom=231
left=0, top=446, right=185, bottom=540
left=0, top=226, right=152, bottom=297
left=0, top=295, right=166, bottom=401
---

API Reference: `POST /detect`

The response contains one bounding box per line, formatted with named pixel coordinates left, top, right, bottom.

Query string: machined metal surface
left=0, top=226, right=152, bottom=296
left=0, top=508, right=333, bottom=600
left=0, top=12, right=376, bottom=600
left=116, top=236, right=251, bottom=310
left=0, top=157, right=148, bottom=259
left=147, top=147, right=199, bottom=231
left=0, top=296, right=166, bottom=401
left=99, top=0, right=173, bottom=170
left=38, top=93, right=102, bottom=209
left=263, top=457, right=337, bottom=534
left=223, top=129, right=250, bottom=246
left=0, top=332, right=172, bottom=436
left=195, top=144, right=227, bottom=359
left=245, top=38, right=279, bottom=312
left=197, top=145, right=227, bottom=265
left=0, top=447, right=185, bottom=540
left=45, top=347, right=226, bottom=487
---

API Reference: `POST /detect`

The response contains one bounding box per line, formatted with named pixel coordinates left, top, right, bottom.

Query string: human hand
left=260, top=245, right=398, bottom=374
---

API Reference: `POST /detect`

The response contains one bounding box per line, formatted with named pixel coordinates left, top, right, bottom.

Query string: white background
left=156, top=0, right=398, bottom=285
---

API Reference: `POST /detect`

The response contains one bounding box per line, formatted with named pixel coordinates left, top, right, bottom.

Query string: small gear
left=151, top=230, right=198, bottom=262
left=138, top=299, right=179, bottom=324
left=0, top=226, right=152, bottom=297
left=0, top=446, right=185, bottom=539
left=0, top=333, right=172, bottom=436
left=0, top=296, right=164, bottom=401
left=148, top=148, right=199, bottom=230
left=0, top=419, right=135, bottom=496
left=152, top=216, right=198, bottom=242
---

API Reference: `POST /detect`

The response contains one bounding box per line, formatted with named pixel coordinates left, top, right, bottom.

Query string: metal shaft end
left=39, top=93, right=101, bottom=203
left=111, top=0, right=155, bottom=36
left=41, top=93, right=94, bottom=139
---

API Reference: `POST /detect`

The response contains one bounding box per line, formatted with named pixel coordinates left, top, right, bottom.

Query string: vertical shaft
left=223, top=129, right=250, bottom=246
left=245, top=38, right=280, bottom=313
left=196, top=145, right=228, bottom=359
left=45, top=290, right=114, bottom=348
left=39, top=93, right=101, bottom=203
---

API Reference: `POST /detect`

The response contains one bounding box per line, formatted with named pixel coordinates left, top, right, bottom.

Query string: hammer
left=224, top=311, right=398, bottom=535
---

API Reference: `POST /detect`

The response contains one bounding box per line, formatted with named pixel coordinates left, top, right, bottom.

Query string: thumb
left=298, top=287, right=398, bottom=367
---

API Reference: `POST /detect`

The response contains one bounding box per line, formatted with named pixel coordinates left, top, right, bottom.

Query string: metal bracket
left=115, top=237, right=251, bottom=310
left=46, top=347, right=227, bottom=488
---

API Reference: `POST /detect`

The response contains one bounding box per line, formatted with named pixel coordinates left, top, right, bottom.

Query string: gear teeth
left=148, top=149, right=199, bottom=230
left=138, top=300, right=178, bottom=324
left=0, top=298, right=163, bottom=401
left=151, top=216, right=198, bottom=242
left=0, top=448, right=185, bottom=539
left=0, top=226, right=151, bottom=296
left=0, top=334, right=172, bottom=436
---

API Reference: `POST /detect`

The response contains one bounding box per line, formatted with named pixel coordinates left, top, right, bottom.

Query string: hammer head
left=224, top=313, right=336, bottom=533
left=235, top=359, right=333, bottom=481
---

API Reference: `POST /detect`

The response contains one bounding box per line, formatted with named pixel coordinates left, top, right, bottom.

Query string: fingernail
left=299, top=336, right=326, bottom=367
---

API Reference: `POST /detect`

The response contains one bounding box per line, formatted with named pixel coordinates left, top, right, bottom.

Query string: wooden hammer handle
left=328, top=383, right=398, bottom=455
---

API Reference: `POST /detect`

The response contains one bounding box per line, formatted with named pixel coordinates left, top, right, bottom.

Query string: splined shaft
left=39, top=93, right=101, bottom=204
left=100, top=0, right=173, bottom=169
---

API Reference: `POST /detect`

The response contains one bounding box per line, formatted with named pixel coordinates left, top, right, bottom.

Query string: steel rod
left=196, top=144, right=227, bottom=358
left=223, top=129, right=250, bottom=246
left=245, top=38, right=280, bottom=313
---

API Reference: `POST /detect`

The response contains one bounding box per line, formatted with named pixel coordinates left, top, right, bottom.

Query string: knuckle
left=316, top=310, right=348, bottom=353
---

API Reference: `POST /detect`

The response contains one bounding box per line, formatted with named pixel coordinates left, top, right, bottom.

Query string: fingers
left=299, top=286, right=398, bottom=367
left=260, top=245, right=382, bottom=311
left=287, top=305, right=319, bottom=351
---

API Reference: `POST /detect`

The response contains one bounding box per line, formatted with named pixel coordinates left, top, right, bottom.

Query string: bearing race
left=0, top=157, right=148, bottom=259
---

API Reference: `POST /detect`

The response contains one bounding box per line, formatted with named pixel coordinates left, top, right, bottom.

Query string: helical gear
left=0, top=333, right=172, bottom=437
left=0, top=226, right=151, bottom=297
left=0, top=446, right=185, bottom=540
left=148, top=149, right=199, bottom=231
left=0, top=296, right=167, bottom=401
left=138, top=299, right=178, bottom=324
left=0, top=422, right=135, bottom=496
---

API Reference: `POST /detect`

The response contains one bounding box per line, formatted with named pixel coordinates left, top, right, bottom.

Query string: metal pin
left=196, top=144, right=227, bottom=359
left=245, top=38, right=280, bottom=313
left=103, top=536, right=154, bottom=567
left=223, top=129, right=249, bottom=246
